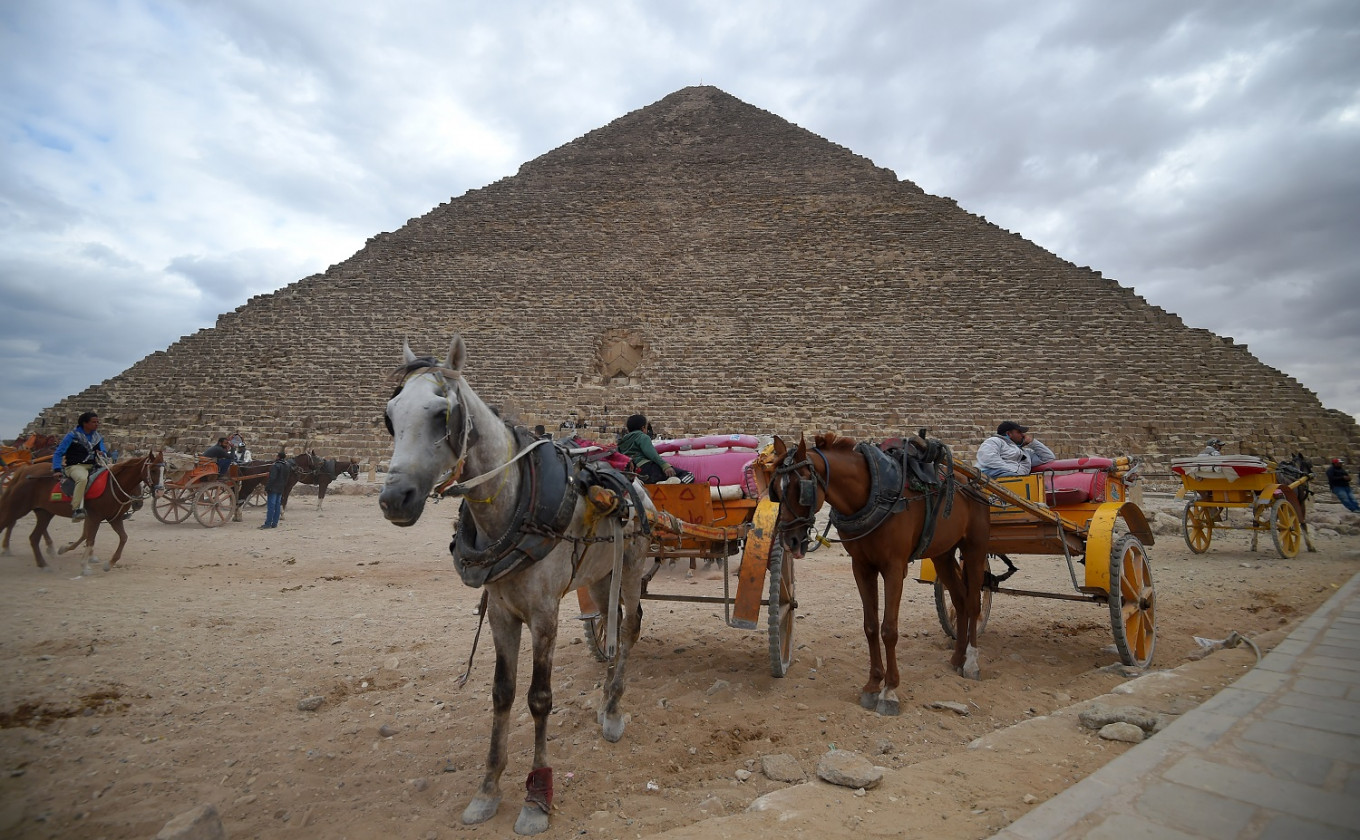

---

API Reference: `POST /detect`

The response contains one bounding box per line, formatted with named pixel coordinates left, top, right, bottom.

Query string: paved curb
left=989, top=570, right=1360, bottom=840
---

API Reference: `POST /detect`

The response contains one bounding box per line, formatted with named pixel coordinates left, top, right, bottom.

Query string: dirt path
left=1, top=486, right=1357, bottom=839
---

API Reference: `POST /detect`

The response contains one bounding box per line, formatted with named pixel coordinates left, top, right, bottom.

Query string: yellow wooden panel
left=731, top=500, right=779, bottom=628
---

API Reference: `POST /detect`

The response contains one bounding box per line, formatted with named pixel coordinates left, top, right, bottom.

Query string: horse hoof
left=513, top=805, right=550, bottom=835
left=461, top=795, right=501, bottom=825
left=859, top=692, right=878, bottom=711
left=875, top=698, right=901, bottom=716
left=102, top=561, right=112, bottom=572
left=600, top=712, right=628, bottom=743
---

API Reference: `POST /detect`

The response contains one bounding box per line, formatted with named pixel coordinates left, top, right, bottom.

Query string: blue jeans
left=1332, top=485, right=1360, bottom=513
left=265, top=492, right=283, bottom=527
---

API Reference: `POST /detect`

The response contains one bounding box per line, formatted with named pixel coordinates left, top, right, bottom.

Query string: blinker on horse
left=770, top=432, right=991, bottom=714
left=379, top=336, right=651, bottom=836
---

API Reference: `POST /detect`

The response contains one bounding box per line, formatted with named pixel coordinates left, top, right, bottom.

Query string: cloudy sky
left=2, top=1, right=1358, bottom=439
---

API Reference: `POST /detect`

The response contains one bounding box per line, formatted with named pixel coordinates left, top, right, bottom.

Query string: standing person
left=261, top=451, right=291, bottom=529
left=975, top=421, right=1057, bottom=478
left=203, top=437, right=233, bottom=476
left=617, top=414, right=693, bottom=484
left=52, top=411, right=109, bottom=522
left=1326, top=458, right=1360, bottom=513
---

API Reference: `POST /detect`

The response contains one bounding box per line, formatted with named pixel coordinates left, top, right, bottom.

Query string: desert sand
left=1, top=479, right=1357, bottom=840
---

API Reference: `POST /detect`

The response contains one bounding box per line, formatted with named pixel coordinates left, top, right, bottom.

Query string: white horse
left=378, top=336, right=652, bottom=836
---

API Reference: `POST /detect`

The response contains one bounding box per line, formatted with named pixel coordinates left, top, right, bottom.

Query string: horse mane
left=388, top=357, right=502, bottom=418
left=813, top=432, right=858, bottom=451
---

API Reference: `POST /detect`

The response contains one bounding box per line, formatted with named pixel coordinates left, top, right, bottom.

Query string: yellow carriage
left=915, top=456, right=1158, bottom=667
left=1173, top=455, right=1308, bottom=558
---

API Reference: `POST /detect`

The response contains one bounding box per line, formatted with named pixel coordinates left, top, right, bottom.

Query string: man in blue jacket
left=52, top=411, right=109, bottom=521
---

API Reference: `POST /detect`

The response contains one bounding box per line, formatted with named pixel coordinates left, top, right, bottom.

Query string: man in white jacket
left=975, top=421, right=1056, bottom=478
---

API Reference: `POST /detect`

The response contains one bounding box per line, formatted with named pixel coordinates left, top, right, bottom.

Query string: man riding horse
left=52, top=411, right=109, bottom=522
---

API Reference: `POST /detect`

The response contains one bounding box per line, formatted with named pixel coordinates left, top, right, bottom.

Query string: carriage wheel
left=933, top=579, right=993, bottom=640
left=1108, top=534, right=1156, bottom=668
left=1181, top=502, right=1214, bottom=554
left=192, top=482, right=236, bottom=527
left=152, top=487, right=194, bottom=524
left=1269, top=499, right=1302, bottom=559
left=245, top=484, right=267, bottom=508
left=767, top=544, right=796, bottom=677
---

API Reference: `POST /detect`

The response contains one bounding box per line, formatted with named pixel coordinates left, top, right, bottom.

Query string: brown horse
left=770, top=433, right=991, bottom=713
left=287, top=452, right=360, bottom=510
left=0, top=451, right=163, bottom=574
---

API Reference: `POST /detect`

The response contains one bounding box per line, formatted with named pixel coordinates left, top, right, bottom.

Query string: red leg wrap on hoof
left=525, top=767, right=553, bottom=814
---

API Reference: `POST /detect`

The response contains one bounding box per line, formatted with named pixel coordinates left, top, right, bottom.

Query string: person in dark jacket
left=52, top=411, right=109, bottom=521
left=1326, top=458, right=1359, bottom=512
left=261, top=451, right=291, bottom=529
left=203, top=437, right=233, bottom=477
left=617, top=414, right=693, bottom=484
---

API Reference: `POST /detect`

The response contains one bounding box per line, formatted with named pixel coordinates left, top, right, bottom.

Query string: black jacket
left=1327, top=463, right=1352, bottom=488
left=266, top=459, right=292, bottom=494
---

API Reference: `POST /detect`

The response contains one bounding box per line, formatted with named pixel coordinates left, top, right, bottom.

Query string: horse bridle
left=769, top=445, right=830, bottom=553
left=387, top=364, right=477, bottom=484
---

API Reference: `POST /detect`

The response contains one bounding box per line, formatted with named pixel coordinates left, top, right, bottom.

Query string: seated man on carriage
left=617, top=414, right=694, bottom=484
left=52, top=410, right=109, bottom=522
left=202, top=437, right=234, bottom=477
left=975, top=421, right=1055, bottom=477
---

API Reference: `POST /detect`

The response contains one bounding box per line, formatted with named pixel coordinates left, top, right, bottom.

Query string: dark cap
left=997, top=421, right=1028, bottom=435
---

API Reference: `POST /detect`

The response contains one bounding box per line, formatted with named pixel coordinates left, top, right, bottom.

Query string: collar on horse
left=450, top=428, right=581, bottom=587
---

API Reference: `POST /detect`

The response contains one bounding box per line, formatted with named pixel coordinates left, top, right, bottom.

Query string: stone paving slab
left=989, top=571, right=1360, bottom=840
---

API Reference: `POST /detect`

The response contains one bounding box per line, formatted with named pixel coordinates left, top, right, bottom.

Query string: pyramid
left=26, top=86, right=1360, bottom=469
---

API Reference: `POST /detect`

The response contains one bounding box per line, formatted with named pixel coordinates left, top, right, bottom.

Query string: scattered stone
left=411, top=777, right=429, bottom=792
left=698, top=795, right=725, bottom=816
left=734, top=769, right=752, bottom=782
left=296, top=696, right=324, bottom=712
left=154, top=804, right=227, bottom=840
left=816, top=749, right=883, bottom=790
left=1023, top=794, right=1039, bottom=804
left=760, top=753, right=805, bottom=783
left=1098, top=721, right=1146, bottom=743
left=378, top=724, right=398, bottom=738
left=875, top=738, right=895, bottom=755
left=928, top=701, right=970, bottom=716
left=706, top=679, right=731, bottom=696
left=1078, top=702, right=1158, bottom=732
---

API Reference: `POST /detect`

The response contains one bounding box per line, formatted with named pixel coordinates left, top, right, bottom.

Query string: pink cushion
left=662, top=450, right=757, bottom=488
left=1043, top=472, right=1106, bottom=506
left=1033, top=457, right=1115, bottom=472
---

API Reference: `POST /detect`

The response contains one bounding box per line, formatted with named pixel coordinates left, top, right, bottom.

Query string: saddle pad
left=55, top=469, right=110, bottom=502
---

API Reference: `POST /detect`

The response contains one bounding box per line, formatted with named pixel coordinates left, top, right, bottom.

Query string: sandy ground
left=1, top=479, right=1358, bottom=840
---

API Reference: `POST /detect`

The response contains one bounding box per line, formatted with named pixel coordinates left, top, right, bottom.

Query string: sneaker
left=71, top=509, right=86, bottom=522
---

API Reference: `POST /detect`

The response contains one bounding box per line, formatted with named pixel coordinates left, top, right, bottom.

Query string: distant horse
left=1274, top=452, right=1317, bottom=553
left=0, top=452, right=163, bottom=574
left=379, top=336, right=651, bottom=835
left=288, top=452, right=359, bottom=510
left=770, top=432, right=991, bottom=713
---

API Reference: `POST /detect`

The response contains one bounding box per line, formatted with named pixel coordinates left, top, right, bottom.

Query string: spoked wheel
left=1269, top=499, right=1302, bottom=558
left=1108, top=534, right=1156, bottom=667
left=192, top=482, right=236, bottom=527
left=245, top=484, right=267, bottom=508
left=933, top=558, right=994, bottom=640
left=767, top=544, right=796, bottom=677
left=1181, top=502, right=1214, bottom=553
left=153, top=486, right=194, bottom=524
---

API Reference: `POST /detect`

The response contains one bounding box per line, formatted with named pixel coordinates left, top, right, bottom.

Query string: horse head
left=379, top=335, right=480, bottom=526
left=346, top=459, right=360, bottom=481
left=770, top=434, right=827, bottom=559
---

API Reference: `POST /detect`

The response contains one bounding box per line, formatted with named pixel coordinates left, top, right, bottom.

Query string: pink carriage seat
left=661, top=449, right=759, bottom=497
left=1032, top=458, right=1114, bottom=506
left=1032, top=457, right=1115, bottom=472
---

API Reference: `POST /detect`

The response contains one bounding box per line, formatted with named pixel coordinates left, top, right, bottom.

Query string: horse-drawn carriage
left=914, top=455, right=1157, bottom=668
left=152, top=457, right=268, bottom=527
left=571, top=435, right=795, bottom=677
left=1172, top=454, right=1312, bottom=558
left=0, top=434, right=57, bottom=495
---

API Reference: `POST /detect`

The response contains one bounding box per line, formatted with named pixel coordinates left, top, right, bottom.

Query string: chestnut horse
left=770, top=433, right=991, bottom=713
left=0, top=451, right=163, bottom=574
